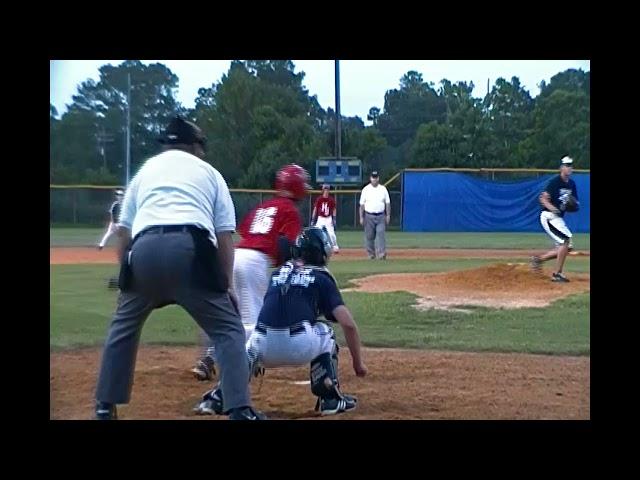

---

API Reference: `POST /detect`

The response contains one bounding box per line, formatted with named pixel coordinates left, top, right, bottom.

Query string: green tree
left=539, top=69, right=590, bottom=99
left=521, top=89, right=590, bottom=167
left=68, top=60, right=184, bottom=177
left=410, top=121, right=465, bottom=168
left=193, top=60, right=328, bottom=188
left=482, top=76, right=534, bottom=165
left=376, top=71, right=447, bottom=148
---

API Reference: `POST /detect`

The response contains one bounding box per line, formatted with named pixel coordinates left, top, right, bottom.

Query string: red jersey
left=314, top=195, right=336, bottom=218
left=236, top=196, right=302, bottom=265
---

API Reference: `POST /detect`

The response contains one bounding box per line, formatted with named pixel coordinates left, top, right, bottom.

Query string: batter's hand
left=353, top=360, right=368, bottom=377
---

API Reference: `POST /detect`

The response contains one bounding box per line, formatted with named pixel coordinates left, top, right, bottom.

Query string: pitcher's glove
left=563, top=195, right=580, bottom=212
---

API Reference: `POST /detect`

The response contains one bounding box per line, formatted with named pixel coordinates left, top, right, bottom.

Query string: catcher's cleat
left=552, top=272, right=570, bottom=283
left=530, top=256, right=542, bottom=272
left=98, top=245, right=104, bottom=251
left=315, top=394, right=357, bottom=416
left=95, top=402, right=117, bottom=420
left=191, top=356, right=216, bottom=381
left=193, top=388, right=224, bottom=415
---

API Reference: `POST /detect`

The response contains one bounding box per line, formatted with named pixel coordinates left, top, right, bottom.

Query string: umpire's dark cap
left=159, top=116, right=207, bottom=147
left=370, top=171, right=380, bottom=178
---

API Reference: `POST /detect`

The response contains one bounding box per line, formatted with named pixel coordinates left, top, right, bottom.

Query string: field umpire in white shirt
left=94, top=116, right=265, bottom=420
left=359, top=171, right=391, bottom=259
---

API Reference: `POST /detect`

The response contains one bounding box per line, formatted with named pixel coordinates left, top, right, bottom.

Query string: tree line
left=50, top=60, right=590, bottom=187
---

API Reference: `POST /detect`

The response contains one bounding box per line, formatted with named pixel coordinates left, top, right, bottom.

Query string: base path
left=50, top=247, right=590, bottom=265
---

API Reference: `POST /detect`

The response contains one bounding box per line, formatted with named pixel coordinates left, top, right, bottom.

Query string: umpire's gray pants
left=364, top=212, right=387, bottom=258
left=95, top=231, right=250, bottom=411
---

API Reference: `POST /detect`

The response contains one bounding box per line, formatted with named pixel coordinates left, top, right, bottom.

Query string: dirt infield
left=50, top=345, right=589, bottom=420
left=346, top=263, right=590, bottom=310
left=50, top=246, right=590, bottom=265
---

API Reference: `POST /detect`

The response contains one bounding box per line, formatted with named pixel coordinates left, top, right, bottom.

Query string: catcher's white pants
left=315, top=216, right=339, bottom=251
left=247, top=321, right=335, bottom=368
left=540, top=211, right=573, bottom=247
left=204, top=248, right=270, bottom=359
left=99, top=222, right=119, bottom=248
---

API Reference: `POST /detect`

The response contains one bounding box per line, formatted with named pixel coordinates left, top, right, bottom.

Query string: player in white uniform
left=98, top=189, right=124, bottom=250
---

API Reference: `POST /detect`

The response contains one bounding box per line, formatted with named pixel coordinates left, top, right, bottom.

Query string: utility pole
left=335, top=60, right=342, bottom=161
left=125, top=72, right=131, bottom=185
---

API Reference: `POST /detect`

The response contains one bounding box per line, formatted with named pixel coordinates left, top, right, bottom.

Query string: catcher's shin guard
left=310, top=350, right=341, bottom=400
left=310, top=350, right=358, bottom=415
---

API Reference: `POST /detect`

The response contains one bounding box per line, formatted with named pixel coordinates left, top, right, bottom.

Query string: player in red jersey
left=312, top=184, right=339, bottom=253
left=191, top=164, right=311, bottom=381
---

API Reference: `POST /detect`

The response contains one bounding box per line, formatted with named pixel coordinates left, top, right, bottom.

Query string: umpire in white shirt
left=94, top=116, right=265, bottom=420
left=359, top=171, right=391, bottom=260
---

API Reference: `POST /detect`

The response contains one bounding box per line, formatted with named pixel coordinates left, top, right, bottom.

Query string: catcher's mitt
left=563, top=195, right=580, bottom=212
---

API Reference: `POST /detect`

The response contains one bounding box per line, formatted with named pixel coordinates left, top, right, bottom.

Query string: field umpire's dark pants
left=364, top=212, right=387, bottom=258
left=95, top=228, right=251, bottom=411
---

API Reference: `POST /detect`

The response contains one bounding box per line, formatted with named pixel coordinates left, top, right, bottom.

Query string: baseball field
left=50, top=229, right=590, bottom=420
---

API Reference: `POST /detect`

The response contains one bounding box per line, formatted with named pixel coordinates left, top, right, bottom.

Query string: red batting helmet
left=275, top=164, right=310, bottom=200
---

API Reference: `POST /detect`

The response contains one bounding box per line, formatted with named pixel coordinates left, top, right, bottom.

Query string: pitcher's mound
left=347, top=263, right=590, bottom=310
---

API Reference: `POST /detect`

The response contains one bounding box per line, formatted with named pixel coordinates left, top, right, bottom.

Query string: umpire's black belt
left=255, top=322, right=306, bottom=336
left=365, top=211, right=385, bottom=216
left=136, top=224, right=206, bottom=240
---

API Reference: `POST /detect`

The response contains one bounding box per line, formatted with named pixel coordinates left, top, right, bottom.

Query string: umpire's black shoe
left=228, top=406, right=267, bottom=420
left=315, top=394, right=358, bottom=416
left=552, top=272, right=570, bottom=283
left=95, top=402, right=117, bottom=420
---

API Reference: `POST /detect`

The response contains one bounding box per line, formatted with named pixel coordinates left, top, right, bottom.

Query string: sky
left=50, top=60, right=590, bottom=124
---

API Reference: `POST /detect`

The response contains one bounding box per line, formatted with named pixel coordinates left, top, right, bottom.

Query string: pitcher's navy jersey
left=257, top=261, right=344, bottom=328
left=543, top=175, right=579, bottom=218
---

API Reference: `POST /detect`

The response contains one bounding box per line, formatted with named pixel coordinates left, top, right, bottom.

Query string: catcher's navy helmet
left=292, top=226, right=334, bottom=266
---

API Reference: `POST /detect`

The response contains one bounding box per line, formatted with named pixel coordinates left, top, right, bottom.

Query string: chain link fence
left=50, top=187, right=402, bottom=230
left=51, top=169, right=577, bottom=229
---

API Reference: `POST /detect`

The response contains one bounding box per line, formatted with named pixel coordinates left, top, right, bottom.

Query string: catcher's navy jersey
left=110, top=201, right=122, bottom=223
left=543, top=175, right=578, bottom=218
left=257, top=261, right=344, bottom=328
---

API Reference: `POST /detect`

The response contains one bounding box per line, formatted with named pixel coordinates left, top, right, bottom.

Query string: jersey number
left=249, top=207, right=278, bottom=234
left=321, top=202, right=330, bottom=216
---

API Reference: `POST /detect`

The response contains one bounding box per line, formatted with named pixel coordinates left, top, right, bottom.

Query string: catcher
left=531, top=156, right=580, bottom=282
left=194, top=226, right=367, bottom=417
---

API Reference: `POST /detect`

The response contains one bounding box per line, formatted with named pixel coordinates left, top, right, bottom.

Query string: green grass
left=336, top=291, right=590, bottom=355
left=50, top=228, right=590, bottom=250
left=50, top=257, right=590, bottom=355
